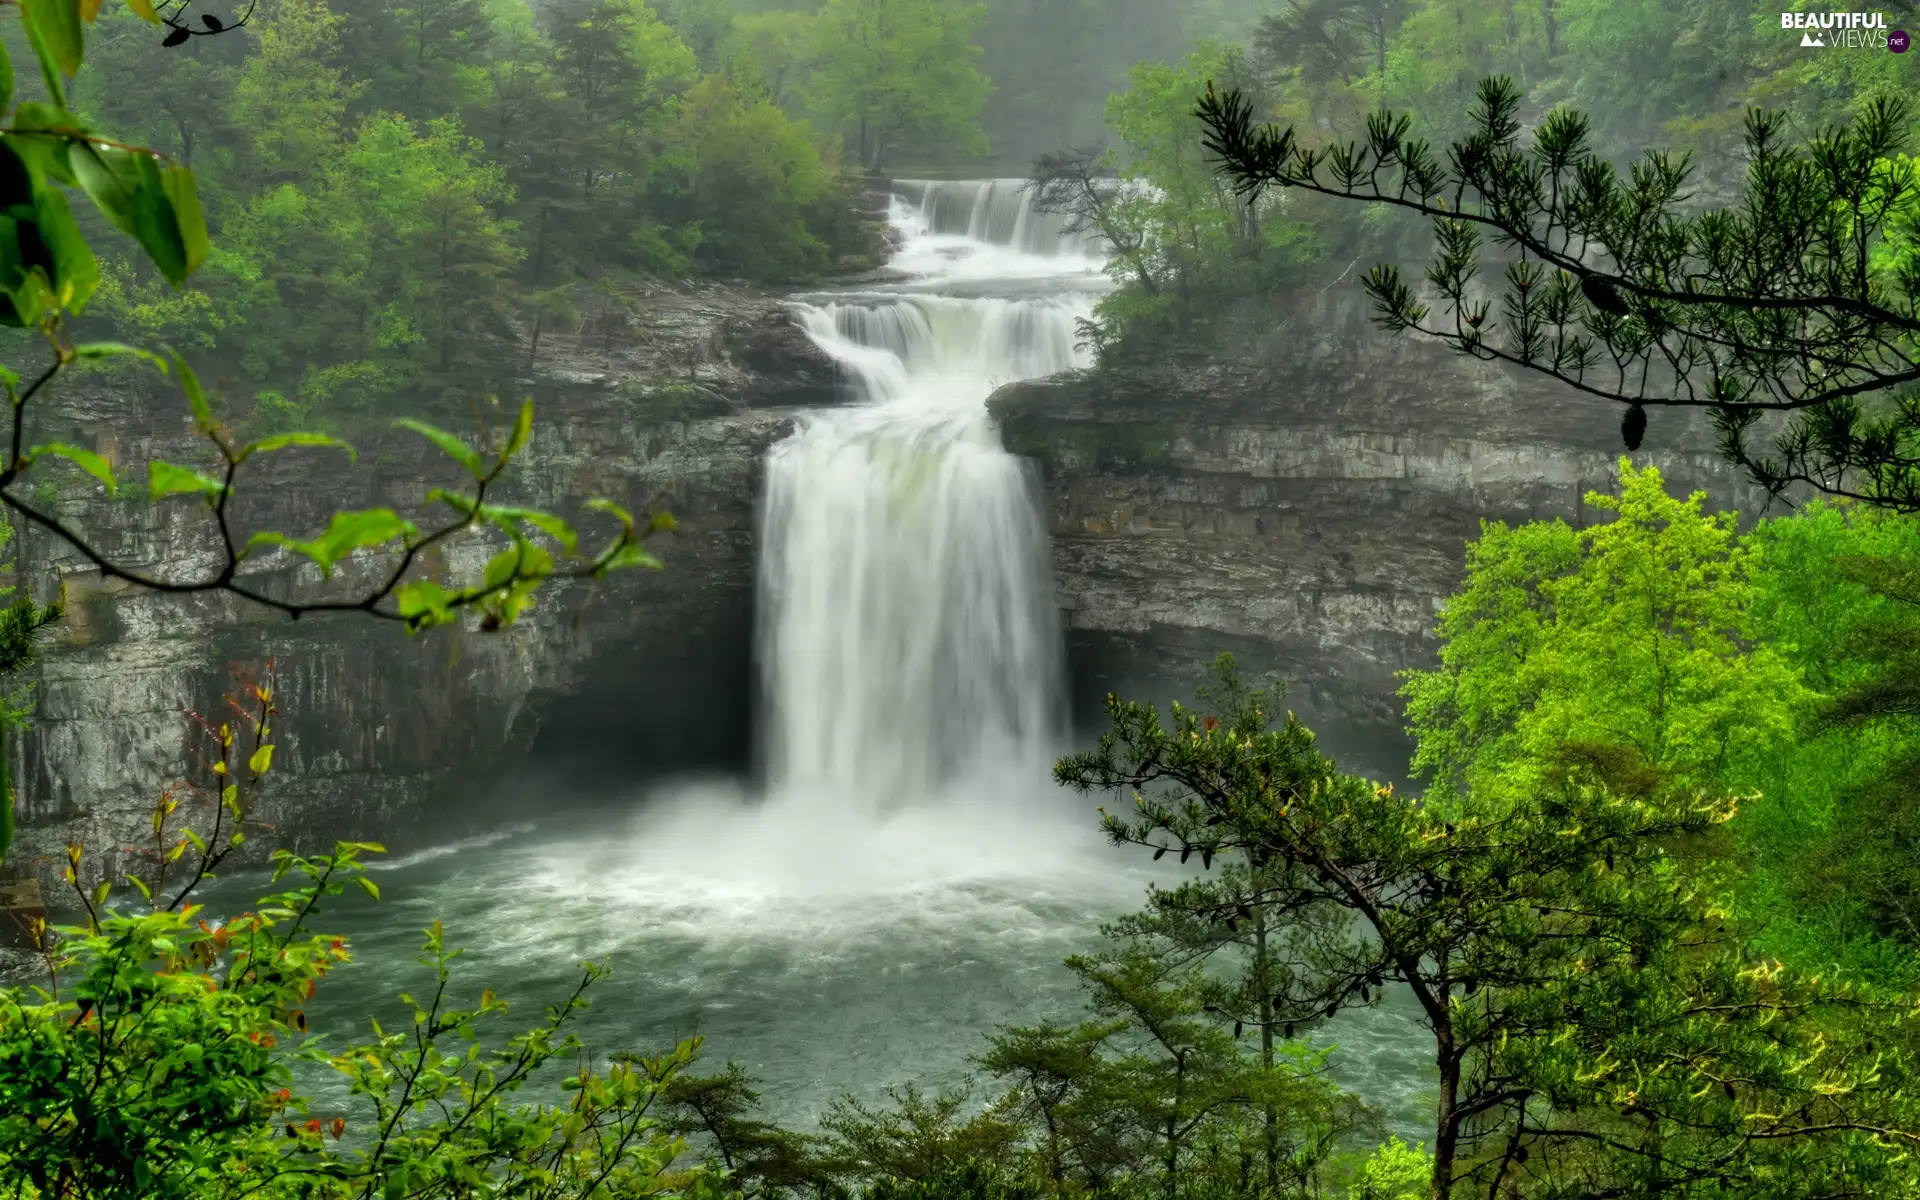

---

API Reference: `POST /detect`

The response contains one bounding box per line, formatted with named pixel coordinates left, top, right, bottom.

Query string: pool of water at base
left=195, top=776, right=1435, bottom=1140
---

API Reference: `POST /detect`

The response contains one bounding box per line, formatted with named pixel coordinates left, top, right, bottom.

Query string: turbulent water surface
left=270, top=181, right=1433, bottom=1136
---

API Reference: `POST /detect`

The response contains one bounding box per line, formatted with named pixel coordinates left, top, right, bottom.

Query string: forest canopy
left=45, top=0, right=890, bottom=422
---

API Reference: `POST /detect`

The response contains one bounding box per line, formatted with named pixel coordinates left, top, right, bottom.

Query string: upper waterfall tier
left=793, top=294, right=1094, bottom=407
left=894, top=179, right=1097, bottom=258
left=884, top=179, right=1108, bottom=285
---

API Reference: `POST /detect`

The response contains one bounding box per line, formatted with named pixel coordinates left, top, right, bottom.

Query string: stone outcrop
left=990, top=290, right=1771, bottom=777
left=6, top=285, right=835, bottom=890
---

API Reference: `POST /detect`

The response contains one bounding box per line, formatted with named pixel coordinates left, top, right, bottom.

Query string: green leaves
left=147, top=460, right=224, bottom=501
left=586, top=498, right=673, bottom=575
left=74, top=340, right=165, bottom=369
left=305, top=509, right=417, bottom=570
left=0, top=178, right=98, bottom=325
left=169, top=352, right=214, bottom=432
left=30, top=441, right=114, bottom=495
left=397, top=417, right=485, bottom=479
left=243, top=508, right=418, bottom=578
left=1401, top=462, right=1807, bottom=809
left=160, top=165, right=208, bottom=279
left=475, top=504, right=576, bottom=553
left=504, top=398, right=534, bottom=460
left=70, top=144, right=208, bottom=286
left=0, top=32, right=14, bottom=118
left=236, top=431, right=354, bottom=464
left=394, top=578, right=452, bottom=630
left=21, top=0, right=82, bottom=92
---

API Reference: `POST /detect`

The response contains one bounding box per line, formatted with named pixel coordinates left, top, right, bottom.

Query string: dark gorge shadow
left=516, top=589, right=758, bottom=801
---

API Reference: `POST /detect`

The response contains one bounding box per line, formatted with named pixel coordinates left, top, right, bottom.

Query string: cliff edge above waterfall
left=989, top=290, right=1771, bottom=775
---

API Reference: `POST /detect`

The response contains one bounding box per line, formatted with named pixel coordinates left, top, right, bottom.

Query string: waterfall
left=792, top=296, right=1090, bottom=404
left=882, top=180, right=1108, bottom=283
left=756, top=190, right=1104, bottom=810
left=894, top=179, right=1099, bottom=259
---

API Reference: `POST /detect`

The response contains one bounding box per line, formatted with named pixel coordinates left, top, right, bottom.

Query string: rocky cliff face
left=990, top=291, right=1772, bottom=777
left=4, top=275, right=1783, bottom=893
left=7, top=284, right=838, bottom=891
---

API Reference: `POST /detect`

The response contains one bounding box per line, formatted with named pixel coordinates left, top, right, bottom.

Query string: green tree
left=218, top=113, right=520, bottom=411
left=65, top=0, right=868, bottom=396
left=1062, top=657, right=1920, bottom=1200
left=1104, top=45, right=1288, bottom=297
left=662, top=1063, right=832, bottom=1200
left=726, top=9, right=814, bottom=112
left=1551, top=0, right=1768, bottom=156
left=522, top=0, right=700, bottom=296
left=1052, top=940, right=1350, bottom=1200
left=861, top=1162, right=1045, bottom=1200
left=337, top=0, right=495, bottom=118
left=1400, top=459, right=1809, bottom=807
left=807, top=0, right=990, bottom=171
left=977, top=1020, right=1132, bottom=1191
left=336, top=114, right=521, bottom=388
left=1254, top=0, right=1411, bottom=96
left=818, top=1084, right=1025, bottom=1184
left=1034, top=43, right=1322, bottom=352
left=228, top=0, right=361, bottom=185
left=656, top=72, right=833, bottom=280
left=74, top=5, right=245, bottom=169
left=1740, top=502, right=1920, bottom=971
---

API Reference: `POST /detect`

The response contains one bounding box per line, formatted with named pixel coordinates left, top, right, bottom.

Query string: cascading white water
left=883, top=180, right=1108, bottom=283
left=757, top=191, right=1103, bottom=810
left=895, top=179, right=1100, bottom=259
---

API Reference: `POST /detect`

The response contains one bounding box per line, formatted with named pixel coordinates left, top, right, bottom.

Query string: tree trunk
left=1255, top=907, right=1279, bottom=1193
left=1043, top=1106, right=1062, bottom=1185
left=1165, top=1052, right=1186, bottom=1200
left=1541, top=0, right=1559, bottom=57
left=1431, top=1039, right=1460, bottom=1200
left=437, top=209, right=453, bottom=374
left=526, top=202, right=550, bottom=371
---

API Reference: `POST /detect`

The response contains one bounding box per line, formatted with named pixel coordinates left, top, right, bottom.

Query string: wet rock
left=991, top=289, right=1769, bottom=776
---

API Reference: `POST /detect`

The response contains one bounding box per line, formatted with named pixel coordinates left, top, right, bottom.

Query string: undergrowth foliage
left=1060, top=652, right=1920, bottom=1200
left=0, top=667, right=723, bottom=1200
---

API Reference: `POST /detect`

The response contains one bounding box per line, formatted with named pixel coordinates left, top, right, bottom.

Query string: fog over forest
left=0, top=2, right=1915, bottom=1198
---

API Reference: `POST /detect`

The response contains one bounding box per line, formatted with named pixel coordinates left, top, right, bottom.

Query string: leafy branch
left=4, top=343, right=673, bottom=632
left=1197, top=76, right=1920, bottom=510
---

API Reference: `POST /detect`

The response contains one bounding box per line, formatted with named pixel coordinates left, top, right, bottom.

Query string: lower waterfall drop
left=759, top=291, right=1094, bottom=809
